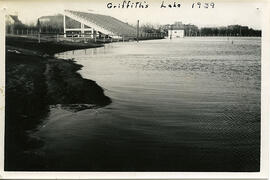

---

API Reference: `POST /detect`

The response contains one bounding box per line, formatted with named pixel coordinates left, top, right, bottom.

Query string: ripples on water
left=33, top=37, right=260, bottom=171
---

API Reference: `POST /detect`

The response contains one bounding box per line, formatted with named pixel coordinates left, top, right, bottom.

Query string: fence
left=6, top=28, right=165, bottom=43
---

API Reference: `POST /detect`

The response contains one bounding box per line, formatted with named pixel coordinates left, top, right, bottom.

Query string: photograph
left=0, top=0, right=269, bottom=178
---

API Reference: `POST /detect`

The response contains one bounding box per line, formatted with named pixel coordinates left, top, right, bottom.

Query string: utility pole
left=37, top=19, right=41, bottom=43
left=137, top=20, right=139, bottom=43
left=170, top=24, right=173, bottom=40
left=239, top=26, right=242, bottom=36
left=63, top=14, right=66, bottom=38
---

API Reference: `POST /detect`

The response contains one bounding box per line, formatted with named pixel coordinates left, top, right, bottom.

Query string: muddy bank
left=5, top=36, right=111, bottom=170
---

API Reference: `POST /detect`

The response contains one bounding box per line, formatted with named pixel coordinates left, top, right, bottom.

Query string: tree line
left=141, top=23, right=261, bottom=37
left=199, top=25, right=261, bottom=37
left=6, top=16, right=261, bottom=37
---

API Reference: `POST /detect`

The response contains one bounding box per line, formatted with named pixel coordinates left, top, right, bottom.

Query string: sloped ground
left=5, top=36, right=111, bottom=170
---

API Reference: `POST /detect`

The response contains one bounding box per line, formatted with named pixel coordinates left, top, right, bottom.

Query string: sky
left=0, top=0, right=264, bottom=29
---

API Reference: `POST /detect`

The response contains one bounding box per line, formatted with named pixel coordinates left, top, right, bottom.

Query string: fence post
left=27, top=29, right=28, bottom=35
left=16, top=29, right=18, bottom=35
left=38, top=33, right=40, bottom=43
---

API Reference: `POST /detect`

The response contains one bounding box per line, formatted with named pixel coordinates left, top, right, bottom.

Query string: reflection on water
left=33, top=37, right=260, bottom=171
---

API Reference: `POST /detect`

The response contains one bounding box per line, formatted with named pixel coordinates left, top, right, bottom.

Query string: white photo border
left=0, top=0, right=269, bottom=179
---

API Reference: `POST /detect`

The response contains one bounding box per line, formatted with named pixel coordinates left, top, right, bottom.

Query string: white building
left=168, top=29, right=184, bottom=38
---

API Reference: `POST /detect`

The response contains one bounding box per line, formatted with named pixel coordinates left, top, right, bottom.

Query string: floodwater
left=33, top=37, right=261, bottom=171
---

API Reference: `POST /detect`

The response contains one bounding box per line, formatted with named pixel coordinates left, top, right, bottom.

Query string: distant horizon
left=2, top=0, right=263, bottom=30
left=7, top=10, right=262, bottom=31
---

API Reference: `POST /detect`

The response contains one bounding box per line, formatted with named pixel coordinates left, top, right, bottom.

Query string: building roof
left=65, top=10, right=137, bottom=37
left=39, top=14, right=63, bottom=22
left=7, top=15, right=22, bottom=24
left=170, top=28, right=184, bottom=30
left=38, top=14, right=64, bottom=28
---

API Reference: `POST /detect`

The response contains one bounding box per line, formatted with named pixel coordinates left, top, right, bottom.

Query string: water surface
left=33, top=37, right=261, bottom=171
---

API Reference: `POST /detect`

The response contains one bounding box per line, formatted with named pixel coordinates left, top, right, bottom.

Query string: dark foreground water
left=33, top=37, right=260, bottom=171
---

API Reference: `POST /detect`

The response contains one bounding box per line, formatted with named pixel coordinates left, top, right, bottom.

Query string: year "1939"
left=191, top=2, right=215, bottom=8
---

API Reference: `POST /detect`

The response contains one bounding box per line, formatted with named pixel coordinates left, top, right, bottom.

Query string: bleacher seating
left=66, top=10, right=137, bottom=38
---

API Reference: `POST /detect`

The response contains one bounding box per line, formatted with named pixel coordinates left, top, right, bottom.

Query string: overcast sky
left=1, top=0, right=264, bottom=29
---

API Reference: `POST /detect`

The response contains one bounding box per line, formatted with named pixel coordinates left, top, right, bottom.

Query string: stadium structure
left=39, top=10, right=138, bottom=39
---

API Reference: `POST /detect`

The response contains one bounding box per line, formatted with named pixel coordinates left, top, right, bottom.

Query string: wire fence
left=6, top=28, right=165, bottom=43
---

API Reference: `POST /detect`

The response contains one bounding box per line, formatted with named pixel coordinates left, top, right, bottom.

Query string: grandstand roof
left=65, top=10, right=137, bottom=37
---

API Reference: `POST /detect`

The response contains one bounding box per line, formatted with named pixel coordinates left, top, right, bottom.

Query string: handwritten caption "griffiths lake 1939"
left=106, top=1, right=215, bottom=9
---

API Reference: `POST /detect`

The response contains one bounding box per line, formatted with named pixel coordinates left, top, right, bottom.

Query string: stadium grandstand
left=37, top=10, right=164, bottom=41
left=62, top=10, right=137, bottom=39
left=37, top=10, right=138, bottom=39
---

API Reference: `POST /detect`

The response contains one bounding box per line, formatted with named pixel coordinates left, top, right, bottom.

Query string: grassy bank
left=5, top=36, right=111, bottom=170
left=6, top=35, right=104, bottom=55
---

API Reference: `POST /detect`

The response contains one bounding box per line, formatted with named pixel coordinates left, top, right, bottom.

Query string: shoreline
left=5, top=36, right=111, bottom=170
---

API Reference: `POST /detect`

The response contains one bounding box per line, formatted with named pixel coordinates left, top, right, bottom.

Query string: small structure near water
left=167, top=21, right=185, bottom=38
left=5, top=13, right=23, bottom=34
left=168, top=29, right=184, bottom=38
